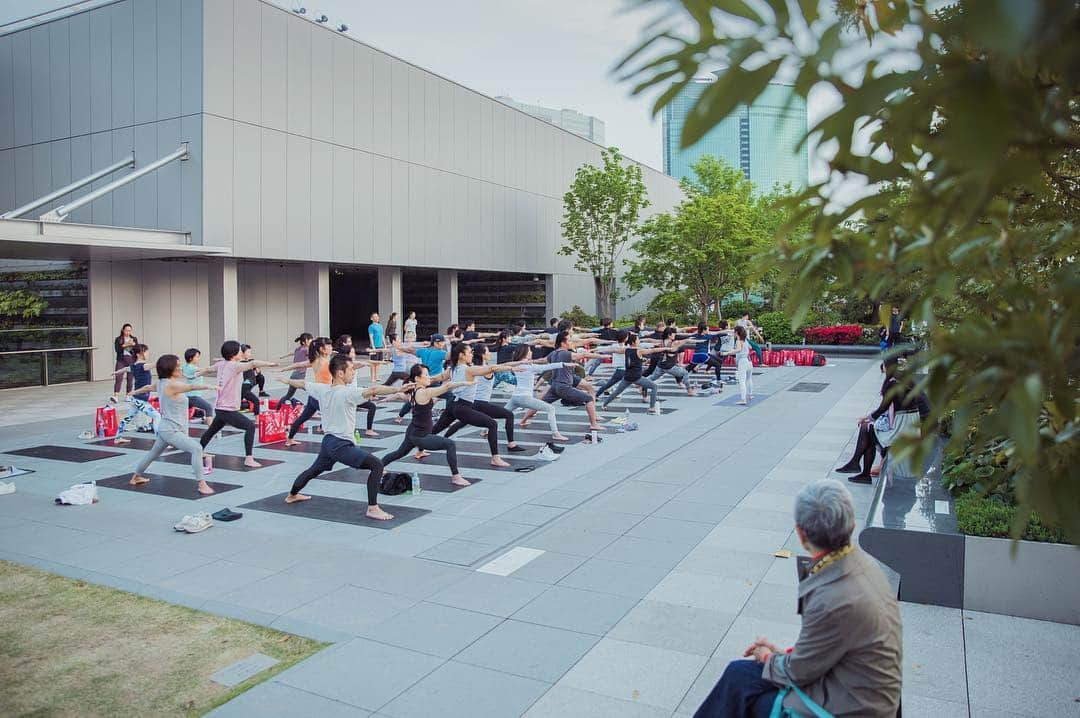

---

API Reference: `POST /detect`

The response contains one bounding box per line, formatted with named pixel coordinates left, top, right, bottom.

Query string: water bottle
left=591, top=429, right=598, bottom=444
left=624, top=408, right=630, bottom=423
left=259, top=397, right=269, bottom=412
left=411, top=471, right=421, bottom=495
left=354, top=429, right=362, bottom=443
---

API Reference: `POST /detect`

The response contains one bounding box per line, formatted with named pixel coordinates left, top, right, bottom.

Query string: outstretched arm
left=280, top=377, right=307, bottom=390
left=237, top=359, right=279, bottom=370
left=361, top=383, right=414, bottom=400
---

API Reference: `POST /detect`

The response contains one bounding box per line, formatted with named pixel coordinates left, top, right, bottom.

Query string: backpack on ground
left=379, top=472, right=411, bottom=495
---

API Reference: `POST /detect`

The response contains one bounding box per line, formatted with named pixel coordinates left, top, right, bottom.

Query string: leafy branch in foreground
left=618, top=0, right=1079, bottom=539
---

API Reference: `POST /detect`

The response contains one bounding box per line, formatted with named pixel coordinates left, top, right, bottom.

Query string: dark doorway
left=458, top=272, right=546, bottom=333
left=330, top=267, right=378, bottom=348
left=402, top=271, right=438, bottom=338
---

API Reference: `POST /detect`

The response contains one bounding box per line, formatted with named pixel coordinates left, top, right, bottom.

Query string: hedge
left=803, top=324, right=864, bottom=345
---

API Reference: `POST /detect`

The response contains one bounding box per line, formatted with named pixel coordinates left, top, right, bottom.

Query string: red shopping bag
left=797, top=349, right=815, bottom=366
left=749, top=352, right=761, bottom=367
left=95, top=406, right=118, bottom=438
left=268, top=398, right=280, bottom=410
left=681, top=348, right=694, bottom=365
left=148, top=395, right=160, bottom=410
left=258, top=409, right=289, bottom=443
left=723, top=355, right=736, bottom=367
left=280, top=402, right=305, bottom=432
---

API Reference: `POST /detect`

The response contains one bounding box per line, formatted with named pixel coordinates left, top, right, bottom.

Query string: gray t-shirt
left=305, top=382, right=367, bottom=443
left=546, top=350, right=575, bottom=387
left=157, top=379, right=190, bottom=433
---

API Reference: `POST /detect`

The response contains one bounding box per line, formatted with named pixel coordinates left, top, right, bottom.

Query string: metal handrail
left=0, top=346, right=96, bottom=387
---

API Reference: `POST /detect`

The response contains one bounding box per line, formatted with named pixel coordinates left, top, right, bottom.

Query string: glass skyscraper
left=662, top=75, right=808, bottom=193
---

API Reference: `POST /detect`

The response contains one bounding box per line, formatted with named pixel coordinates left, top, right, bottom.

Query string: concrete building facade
left=0, top=0, right=681, bottom=383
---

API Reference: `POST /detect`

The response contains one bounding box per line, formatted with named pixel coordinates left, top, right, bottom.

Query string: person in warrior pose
left=281, top=337, right=333, bottom=447
left=279, top=354, right=405, bottom=519
left=442, top=342, right=527, bottom=452
left=198, top=341, right=278, bottom=467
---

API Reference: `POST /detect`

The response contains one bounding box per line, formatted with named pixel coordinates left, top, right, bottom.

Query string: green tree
left=624, top=156, right=759, bottom=321
left=559, top=147, right=650, bottom=317
left=618, top=1, right=1079, bottom=538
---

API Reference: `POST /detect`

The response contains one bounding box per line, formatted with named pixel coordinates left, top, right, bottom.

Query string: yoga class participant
left=279, top=333, right=313, bottom=405
left=112, top=343, right=161, bottom=442
left=593, top=331, right=630, bottom=396
left=279, top=354, right=405, bottom=519
left=584, top=317, right=619, bottom=376
left=394, top=334, right=450, bottom=421
left=239, top=344, right=265, bottom=415
left=646, top=327, right=699, bottom=396
left=110, top=323, right=138, bottom=403
left=600, top=332, right=666, bottom=414
left=383, top=333, right=423, bottom=386
left=281, top=337, right=333, bottom=446
left=128, top=354, right=214, bottom=495
left=381, top=364, right=472, bottom=486
left=734, top=325, right=754, bottom=405
left=736, top=311, right=766, bottom=363
left=182, top=348, right=215, bottom=424
left=430, top=342, right=514, bottom=467
left=443, top=342, right=526, bottom=453
left=542, top=331, right=605, bottom=431
left=199, top=340, right=278, bottom=466
left=505, top=343, right=572, bottom=441
left=335, top=341, right=381, bottom=438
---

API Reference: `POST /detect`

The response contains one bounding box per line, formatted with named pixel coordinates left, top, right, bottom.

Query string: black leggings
left=384, top=371, right=411, bottom=386
left=290, top=434, right=383, bottom=505
left=241, top=385, right=262, bottom=415
left=432, top=399, right=498, bottom=455
left=358, top=401, right=376, bottom=430
left=381, top=427, right=460, bottom=475
left=200, top=409, right=256, bottom=455
left=689, top=353, right=724, bottom=380
left=841, top=424, right=883, bottom=475
left=289, top=397, right=320, bottom=439
left=446, top=400, right=515, bottom=444
left=597, top=369, right=626, bottom=395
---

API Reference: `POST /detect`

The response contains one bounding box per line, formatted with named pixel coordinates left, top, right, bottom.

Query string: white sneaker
left=0, top=482, right=15, bottom=496
left=173, top=514, right=194, bottom=532
left=181, top=512, right=213, bottom=533
left=537, top=446, right=559, bottom=461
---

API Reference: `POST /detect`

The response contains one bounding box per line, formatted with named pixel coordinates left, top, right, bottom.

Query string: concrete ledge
left=963, top=536, right=1080, bottom=625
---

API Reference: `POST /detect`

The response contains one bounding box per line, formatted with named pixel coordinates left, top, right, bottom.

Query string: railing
left=0, top=347, right=95, bottom=389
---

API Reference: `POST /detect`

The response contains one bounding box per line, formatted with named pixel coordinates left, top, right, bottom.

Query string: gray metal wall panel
left=353, top=149, right=373, bottom=261
left=231, top=121, right=261, bottom=256
left=407, top=66, right=424, bottom=166
left=390, top=158, right=408, bottom=263
left=353, top=45, right=373, bottom=152
left=133, top=0, right=157, bottom=124
left=308, top=25, right=331, bottom=143
left=332, top=144, right=354, bottom=262
left=231, top=0, right=261, bottom=126
left=331, top=34, right=354, bottom=147
left=308, top=140, right=332, bottom=258
left=284, top=133, right=310, bottom=258
left=12, top=146, right=32, bottom=207
left=89, top=130, right=113, bottom=222
left=202, top=0, right=233, bottom=118
left=67, top=134, right=92, bottom=223
left=260, top=127, right=287, bottom=257
left=390, top=62, right=409, bottom=160
left=180, top=113, right=203, bottom=243
left=88, top=7, right=111, bottom=134
left=285, top=18, right=311, bottom=136
left=111, top=125, right=135, bottom=225
left=260, top=4, right=287, bottom=131
left=371, top=52, right=391, bottom=154
left=0, top=38, right=13, bottom=151
left=30, top=26, right=51, bottom=146
left=132, top=122, right=157, bottom=227
left=32, top=142, right=51, bottom=202
left=68, top=12, right=91, bottom=138
left=110, top=2, right=134, bottom=130
left=371, top=154, right=391, bottom=264
left=406, top=163, right=422, bottom=266
left=11, top=33, right=31, bottom=148
left=202, top=114, right=233, bottom=247
left=49, top=21, right=71, bottom=142
left=155, top=118, right=181, bottom=229
left=155, top=0, right=181, bottom=121
left=179, top=0, right=202, bottom=116
left=0, top=150, right=12, bottom=210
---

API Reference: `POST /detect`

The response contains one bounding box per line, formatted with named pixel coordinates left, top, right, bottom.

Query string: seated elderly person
left=695, top=480, right=902, bottom=717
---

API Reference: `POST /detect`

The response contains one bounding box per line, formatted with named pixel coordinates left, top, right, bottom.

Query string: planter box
left=963, top=536, right=1080, bottom=624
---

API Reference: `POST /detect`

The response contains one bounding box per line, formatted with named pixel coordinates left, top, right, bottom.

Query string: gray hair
left=794, top=480, right=856, bottom=552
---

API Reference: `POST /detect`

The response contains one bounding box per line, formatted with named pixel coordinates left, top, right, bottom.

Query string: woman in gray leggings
left=128, top=354, right=214, bottom=495
left=504, top=344, right=572, bottom=441
left=600, top=333, right=667, bottom=415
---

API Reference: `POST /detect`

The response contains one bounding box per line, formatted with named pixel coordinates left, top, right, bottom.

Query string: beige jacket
left=761, top=548, right=902, bottom=717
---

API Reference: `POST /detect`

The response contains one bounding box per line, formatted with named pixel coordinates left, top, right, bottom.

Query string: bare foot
left=243, top=457, right=262, bottom=468
left=589, top=424, right=606, bottom=431
left=451, top=475, right=471, bottom=487
left=414, top=451, right=430, bottom=460
left=871, top=464, right=882, bottom=477
left=491, top=456, right=510, bottom=468
left=203, top=417, right=212, bottom=425
left=114, top=437, right=131, bottom=445
left=129, top=474, right=149, bottom=486
left=480, top=429, right=489, bottom=438
left=366, top=505, right=394, bottom=521
left=284, top=439, right=300, bottom=447
left=552, top=433, right=569, bottom=441
left=364, top=430, right=379, bottom=437
left=197, top=480, right=215, bottom=495
left=394, top=416, right=405, bottom=424
left=285, top=493, right=311, bottom=503
left=518, top=419, right=531, bottom=428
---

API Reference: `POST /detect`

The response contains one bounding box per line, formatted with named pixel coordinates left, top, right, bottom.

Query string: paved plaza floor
left=0, top=359, right=1076, bottom=717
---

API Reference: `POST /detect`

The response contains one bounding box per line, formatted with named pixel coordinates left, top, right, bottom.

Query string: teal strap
left=769, top=656, right=834, bottom=718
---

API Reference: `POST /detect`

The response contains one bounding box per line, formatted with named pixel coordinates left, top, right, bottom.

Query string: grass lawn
left=0, top=560, right=327, bottom=717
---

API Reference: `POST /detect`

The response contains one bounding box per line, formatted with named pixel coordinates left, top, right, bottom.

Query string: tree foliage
left=559, top=147, right=650, bottom=318
left=618, top=0, right=1080, bottom=539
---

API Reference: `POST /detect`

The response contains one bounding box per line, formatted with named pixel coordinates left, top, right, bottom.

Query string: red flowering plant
left=802, top=325, right=863, bottom=345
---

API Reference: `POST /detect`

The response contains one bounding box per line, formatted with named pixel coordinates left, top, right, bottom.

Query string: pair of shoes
left=108, top=396, right=118, bottom=404
left=173, top=513, right=213, bottom=533
left=537, top=445, right=560, bottom=461
left=211, top=508, right=242, bottom=522
left=848, top=474, right=873, bottom=485
left=0, top=482, right=15, bottom=496
left=835, top=463, right=861, bottom=474
left=508, top=445, right=527, bottom=453
left=258, top=392, right=270, bottom=398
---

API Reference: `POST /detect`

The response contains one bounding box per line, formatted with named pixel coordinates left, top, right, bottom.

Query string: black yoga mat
left=442, top=439, right=540, bottom=457
left=187, top=427, right=239, bottom=438
left=160, top=453, right=284, bottom=472
left=90, top=437, right=162, bottom=451
left=398, top=452, right=541, bottom=472
left=97, top=473, right=241, bottom=499
left=4, top=445, right=123, bottom=462
left=317, top=467, right=482, bottom=493
left=239, top=493, right=429, bottom=529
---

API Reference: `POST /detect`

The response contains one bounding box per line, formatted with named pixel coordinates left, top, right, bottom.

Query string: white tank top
left=450, top=365, right=476, bottom=401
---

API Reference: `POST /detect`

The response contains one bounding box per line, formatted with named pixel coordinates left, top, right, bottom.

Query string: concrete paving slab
left=608, top=599, right=737, bottom=657
left=207, top=680, right=371, bottom=717
left=512, top=585, right=637, bottom=636
left=426, top=571, right=548, bottom=617
left=646, top=570, right=756, bottom=613
left=379, top=661, right=549, bottom=718
left=356, top=601, right=501, bottom=658
left=558, top=557, right=670, bottom=599
left=524, top=685, right=670, bottom=718
left=455, top=619, right=597, bottom=683
left=280, top=584, right=413, bottom=636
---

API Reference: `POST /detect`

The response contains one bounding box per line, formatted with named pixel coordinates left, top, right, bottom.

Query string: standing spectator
left=367, top=313, right=385, bottom=383
left=694, top=480, right=902, bottom=717
left=385, top=312, right=398, bottom=339
left=403, top=311, right=418, bottom=343
left=111, top=323, right=138, bottom=403
left=886, top=305, right=905, bottom=347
